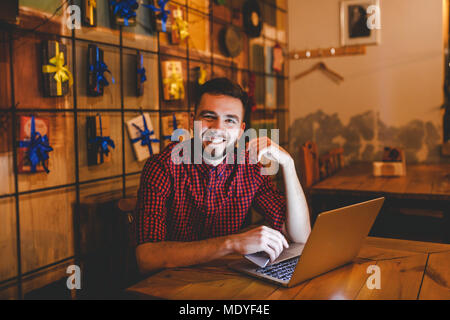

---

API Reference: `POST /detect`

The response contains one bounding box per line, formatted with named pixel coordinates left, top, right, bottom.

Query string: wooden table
left=125, top=237, right=450, bottom=300
left=310, top=162, right=450, bottom=201
left=309, top=162, right=450, bottom=243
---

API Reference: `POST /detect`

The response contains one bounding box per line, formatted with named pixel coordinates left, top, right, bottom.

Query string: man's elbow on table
left=135, top=242, right=167, bottom=275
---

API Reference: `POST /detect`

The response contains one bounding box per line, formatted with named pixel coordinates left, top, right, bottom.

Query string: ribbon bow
left=89, top=114, right=115, bottom=163
left=163, top=72, right=185, bottom=100
left=88, top=0, right=97, bottom=26
left=19, top=116, right=53, bottom=173
left=90, top=46, right=115, bottom=94
left=142, top=0, right=171, bottom=32
left=163, top=114, right=178, bottom=141
left=172, top=15, right=189, bottom=41
left=110, top=0, right=138, bottom=26
left=131, top=114, right=160, bottom=155
left=198, top=66, right=207, bottom=85
left=42, top=42, right=73, bottom=96
left=137, top=54, right=147, bottom=84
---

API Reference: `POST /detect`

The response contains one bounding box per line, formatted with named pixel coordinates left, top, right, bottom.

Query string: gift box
left=41, top=40, right=72, bottom=97
left=17, top=115, right=51, bottom=173
left=143, top=0, right=171, bottom=33
left=161, top=60, right=185, bottom=101
left=88, top=45, right=114, bottom=97
left=170, top=7, right=181, bottom=45
left=136, top=52, right=145, bottom=97
left=110, top=0, right=138, bottom=27
left=126, top=113, right=160, bottom=162
left=161, top=113, right=190, bottom=147
left=87, top=115, right=114, bottom=165
left=170, top=6, right=189, bottom=45
left=83, top=0, right=97, bottom=27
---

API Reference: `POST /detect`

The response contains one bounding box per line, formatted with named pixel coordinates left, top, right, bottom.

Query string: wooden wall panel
left=188, top=10, right=210, bottom=60
left=212, top=20, right=232, bottom=65
left=75, top=42, right=121, bottom=109
left=17, top=112, right=76, bottom=193
left=123, top=50, right=159, bottom=110
left=77, top=113, right=123, bottom=182
left=121, top=4, right=158, bottom=52
left=0, top=31, right=11, bottom=109
left=0, top=114, right=14, bottom=196
left=0, top=197, right=17, bottom=282
left=160, top=57, right=189, bottom=110
left=21, top=258, right=75, bottom=297
left=158, top=4, right=188, bottom=58
left=19, top=187, right=76, bottom=273
left=79, top=177, right=123, bottom=204
left=189, top=0, right=210, bottom=14
left=125, top=174, right=140, bottom=198
left=13, top=34, right=73, bottom=110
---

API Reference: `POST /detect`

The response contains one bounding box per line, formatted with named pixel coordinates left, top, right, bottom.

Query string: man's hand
left=246, top=137, right=293, bottom=167
left=228, top=225, right=289, bottom=262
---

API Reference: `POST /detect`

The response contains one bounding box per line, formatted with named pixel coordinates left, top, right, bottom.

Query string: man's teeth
left=212, top=138, right=225, bottom=143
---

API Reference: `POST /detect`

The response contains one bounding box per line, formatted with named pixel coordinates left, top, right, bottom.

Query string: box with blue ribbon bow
left=87, top=44, right=115, bottom=97
left=109, top=0, right=138, bottom=27
left=126, top=113, right=160, bottom=162
left=87, top=114, right=115, bottom=165
left=17, top=115, right=53, bottom=173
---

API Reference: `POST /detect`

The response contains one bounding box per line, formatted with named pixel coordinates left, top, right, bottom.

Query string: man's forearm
left=281, top=159, right=311, bottom=243
left=136, top=235, right=234, bottom=274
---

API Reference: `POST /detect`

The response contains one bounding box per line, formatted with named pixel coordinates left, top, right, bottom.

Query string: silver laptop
left=228, top=197, right=385, bottom=287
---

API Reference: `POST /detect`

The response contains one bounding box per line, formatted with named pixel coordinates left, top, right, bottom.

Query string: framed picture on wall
left=340, top=0, right=380, bottom=46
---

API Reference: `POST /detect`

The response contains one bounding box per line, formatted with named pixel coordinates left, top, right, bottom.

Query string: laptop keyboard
left=255, top=257, right=300, bottom=281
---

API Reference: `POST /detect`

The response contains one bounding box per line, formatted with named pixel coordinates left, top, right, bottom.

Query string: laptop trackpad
left=244, top=243, right=305, bottom=268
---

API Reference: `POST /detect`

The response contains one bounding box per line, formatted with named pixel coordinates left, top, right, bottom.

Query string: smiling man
left=135, top=78, right=311, bottom=274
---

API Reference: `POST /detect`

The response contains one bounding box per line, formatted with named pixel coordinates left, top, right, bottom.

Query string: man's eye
left=226, top=119, right=237, bottom=124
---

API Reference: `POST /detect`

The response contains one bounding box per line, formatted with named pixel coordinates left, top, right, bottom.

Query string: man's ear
left=240, top=121, right=246, bottom=137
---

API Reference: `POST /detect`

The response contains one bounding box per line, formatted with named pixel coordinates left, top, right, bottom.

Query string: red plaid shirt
left=135, top=139, right=286, bottom=245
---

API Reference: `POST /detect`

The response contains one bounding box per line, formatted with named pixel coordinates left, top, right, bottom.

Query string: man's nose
left=209, top=118, right=225, bottom=130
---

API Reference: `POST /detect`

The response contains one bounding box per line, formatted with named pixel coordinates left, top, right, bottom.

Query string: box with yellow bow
left=41, top=40, right=73, bottom=97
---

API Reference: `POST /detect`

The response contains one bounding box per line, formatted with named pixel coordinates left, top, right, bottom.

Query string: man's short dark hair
left=194, top=78, right=249, bottom=123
